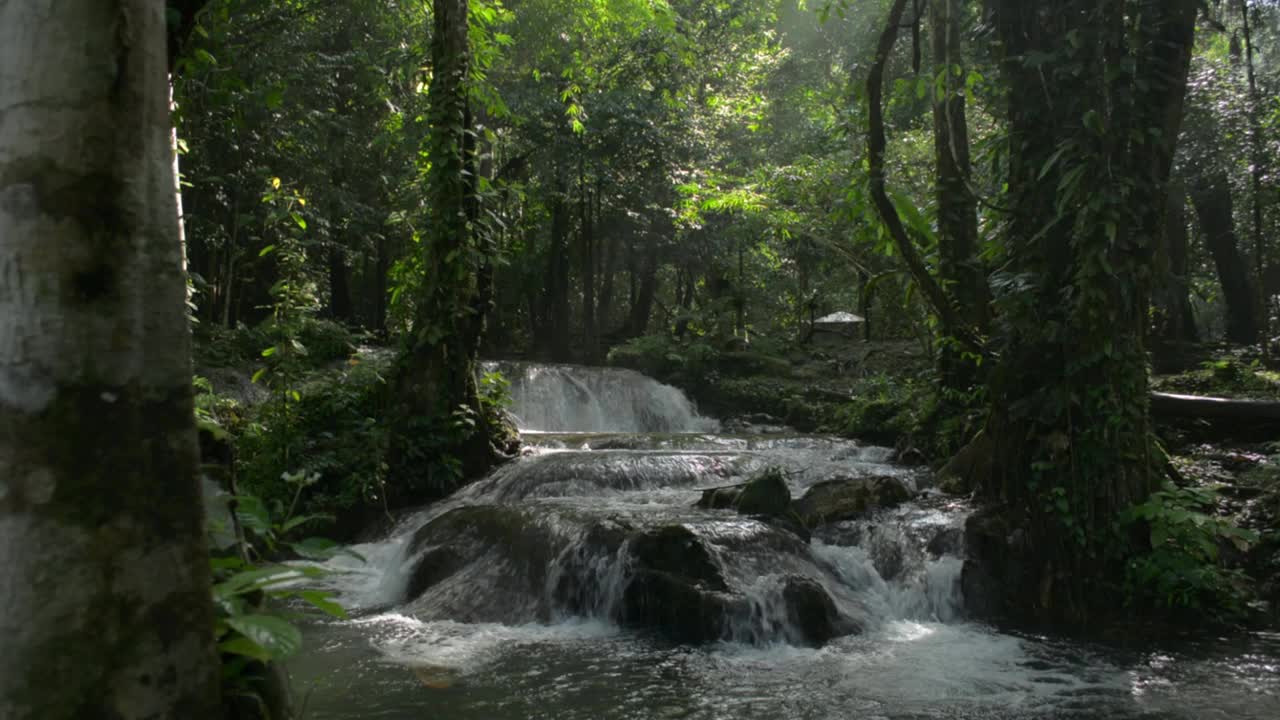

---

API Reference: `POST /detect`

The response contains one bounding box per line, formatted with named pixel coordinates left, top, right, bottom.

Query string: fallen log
left=1149, top=392, right=1280, bottom=421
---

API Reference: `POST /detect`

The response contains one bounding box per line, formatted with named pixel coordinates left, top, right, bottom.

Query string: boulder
left=406, top=505, right=564, bottom=620
left=620, top=525, right=734, bottom=643
left=782, top=576, right=858, bottom=647
left=793, top=475, right=912, bottom=526
left=737, top=468, right=792, bottom=515
left=695, top=468, right=792, bottom=516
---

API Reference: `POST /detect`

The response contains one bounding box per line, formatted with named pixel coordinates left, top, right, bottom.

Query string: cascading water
left=290, top=365, right=1279, bottom=720
left=486, top=361, right=720, bottom=433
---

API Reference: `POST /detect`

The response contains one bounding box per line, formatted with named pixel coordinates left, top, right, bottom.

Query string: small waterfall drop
left=487, top=362, right=719, bottom=433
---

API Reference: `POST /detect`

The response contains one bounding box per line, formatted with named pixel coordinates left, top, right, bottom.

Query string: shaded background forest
left=175, top=0, right=1279, bottom=363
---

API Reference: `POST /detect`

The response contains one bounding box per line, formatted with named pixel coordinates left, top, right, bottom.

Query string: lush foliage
left=1124, top=482, right=1260, bottom=620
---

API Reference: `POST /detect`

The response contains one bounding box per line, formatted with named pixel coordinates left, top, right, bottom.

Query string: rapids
left=288, top=363, right=1279, bottom=719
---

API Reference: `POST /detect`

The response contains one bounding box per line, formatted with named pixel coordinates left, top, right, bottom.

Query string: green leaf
left=279, top=514, right=333, bottom=534
left=289, top=537, right=341, bottom=560
left=225, top=615, right=302, bottom=660
left=291, top=212, right=307, bottom=230
left=219, top=635, right=273, bottom=663
left=251, top=368, right=268, bottom=384
left=297, top=590, right=348, bottom=619
left=215, top=566, right=301, bottom=597
left=1038, top=145, right=1069, bottom=181
left=259, top=244, right=277, bottom=258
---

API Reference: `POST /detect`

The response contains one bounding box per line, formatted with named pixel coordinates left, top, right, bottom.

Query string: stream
left=288, top=364, right=1279, bottom=719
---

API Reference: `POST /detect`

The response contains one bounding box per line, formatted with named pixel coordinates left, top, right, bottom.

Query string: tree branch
left=866, top=0, right=984, bottom=354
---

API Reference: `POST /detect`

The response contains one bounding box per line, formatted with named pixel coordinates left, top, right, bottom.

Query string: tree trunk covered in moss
left=0, top=2, right=221, bottom=718
left=930, top=0, right=989, bottom=391
left=387, top=0, right=513, bottom=494
left=966, top=0, right=1197, bottom=626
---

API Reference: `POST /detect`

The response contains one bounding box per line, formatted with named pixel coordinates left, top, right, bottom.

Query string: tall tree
left=387, top=0, right=512, bottom=489
left=0, top=2, right=220, bottom=718
left=1190, top=169, right=1261, bottom=343
left=1237, top=0, right=1270, bottom=345
left=930, top=0, right=990, bottom=390
left=1153, top=176, right=1199, bottom=345
left=962, top=0, right=1199, bottom=624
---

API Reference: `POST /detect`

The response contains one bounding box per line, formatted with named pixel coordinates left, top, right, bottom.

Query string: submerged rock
left=793, top=475, right=912, bottom=527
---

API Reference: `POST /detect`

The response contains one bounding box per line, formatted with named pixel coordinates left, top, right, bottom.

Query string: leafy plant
left=208, top=491, right=354, bottom=706
left=1123, top=482, right=1259, bottom=620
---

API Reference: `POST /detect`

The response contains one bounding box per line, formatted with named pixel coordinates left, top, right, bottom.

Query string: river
left=287, top=363, right=1279, bottom=719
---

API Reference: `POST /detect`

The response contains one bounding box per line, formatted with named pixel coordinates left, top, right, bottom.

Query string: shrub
left=1123, top=482, right=1259, bottom=622
left=237, top=359, right=388, bottom=536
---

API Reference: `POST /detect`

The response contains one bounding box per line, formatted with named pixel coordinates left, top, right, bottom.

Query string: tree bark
left=867, top=0, right=982, bottom=354
left=0, top=2, right=221, bottom=718
left=1190, top=171, right=1260, bottom=344
left=547, top=170, right=572, bottom=361
left=1154, top=177, right=1198, bottom=344
left=930, top=0, right=990, bottom=390
left=628, top=235, right=660, bottom=337
left=387, top=0, right=513, bottom=493
left=965, top=0, right=1199, bottom=626
left=579, top=152, right=597, bottom=363
left=1238, top=0, right=1270, bottom=348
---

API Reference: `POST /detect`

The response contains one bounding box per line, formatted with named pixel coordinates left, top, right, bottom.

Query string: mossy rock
left=736, top=468, right=792, bottom=516
left=793, top=475, right=912, bottom=527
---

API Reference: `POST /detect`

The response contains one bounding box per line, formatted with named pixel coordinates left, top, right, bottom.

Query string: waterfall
left=486, top=362, right=719, bottom=433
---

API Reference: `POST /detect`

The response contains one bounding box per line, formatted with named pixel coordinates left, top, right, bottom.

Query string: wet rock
left=736, top=468, right=792, bottom=516
left=927, top=527, right=965, bottom=558
left=793, top=475, right=912, bottom=526
left=621, top=525, right=734, bottom=643
left=621, top=569, right=736, bottom=644
left=629, top=525, right=727, bottom=590
left=406, top=546, right=464, bottom=600
left=695, top=468, right=792, bottom=517
left=406, top=505, right=562, bottom=619
left=752, top=512, right=812, bottom=544
left=782, top=576, right=858, bottom=647
left=697, top=484, right=744, bottom=510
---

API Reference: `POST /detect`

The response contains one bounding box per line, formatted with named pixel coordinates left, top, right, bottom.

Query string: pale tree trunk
left=0, top=2, right=221, bottom=719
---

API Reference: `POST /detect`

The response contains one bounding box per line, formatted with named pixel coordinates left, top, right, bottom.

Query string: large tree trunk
left=0, top=2, right=221, bottom=718
left=962, top=0, right=1198, bottom=626
left=930, top=0, right=989, bottom=391
left=1190, top=171, right=1260, bottom=344
left=387, top=0, right=513, bottom=494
